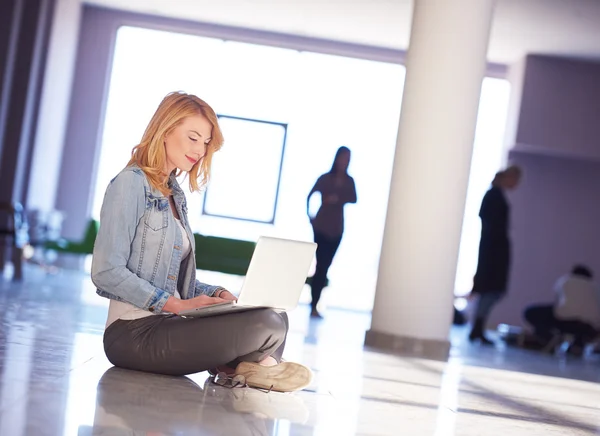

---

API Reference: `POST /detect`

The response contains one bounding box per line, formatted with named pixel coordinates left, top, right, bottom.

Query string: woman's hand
left=164, top=295, right=227, bottom=314
left=216, top=289, right=237, bottom=301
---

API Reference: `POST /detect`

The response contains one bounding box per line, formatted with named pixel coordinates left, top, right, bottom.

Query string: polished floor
left=0, top=265, right=599, bottom=436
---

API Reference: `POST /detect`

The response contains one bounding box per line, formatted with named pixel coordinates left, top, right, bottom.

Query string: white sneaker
left=234, top=361, right=313, bottom=393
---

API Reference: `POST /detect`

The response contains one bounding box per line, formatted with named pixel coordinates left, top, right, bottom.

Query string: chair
left=0, top=202, right=28, bottom=280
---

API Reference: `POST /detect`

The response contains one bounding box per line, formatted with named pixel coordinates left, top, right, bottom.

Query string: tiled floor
left=0, top=266, right=599, bottom=435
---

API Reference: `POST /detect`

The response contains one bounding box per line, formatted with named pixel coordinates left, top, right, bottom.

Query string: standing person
left=306, top=146, right=357, bottom=318
left=469, top=165, right=522, bottom=344
left=92, top=92, right=311, bottom=392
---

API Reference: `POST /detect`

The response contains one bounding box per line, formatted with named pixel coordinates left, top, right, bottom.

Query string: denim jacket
left=91, top=165, right=222, bottom=313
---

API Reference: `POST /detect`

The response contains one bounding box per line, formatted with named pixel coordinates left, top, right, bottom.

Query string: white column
left=27, top=0, right=82, bottom=212
left=366, top=0, right=496, bottom=360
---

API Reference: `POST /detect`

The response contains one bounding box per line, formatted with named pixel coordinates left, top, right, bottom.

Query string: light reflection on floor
left=0, top=266, right=598, bottom=435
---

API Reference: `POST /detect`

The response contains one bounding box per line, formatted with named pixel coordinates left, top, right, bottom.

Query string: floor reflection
left=0, top=266, right=599, bottom=436
left=89, top=367, right=308, bottom=435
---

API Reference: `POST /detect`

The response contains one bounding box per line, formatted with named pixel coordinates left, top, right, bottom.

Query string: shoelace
left=211, top=372, right=274, bottom=393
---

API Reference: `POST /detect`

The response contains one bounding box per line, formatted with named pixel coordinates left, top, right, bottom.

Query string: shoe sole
left=235, top=361, right=313, bottom=393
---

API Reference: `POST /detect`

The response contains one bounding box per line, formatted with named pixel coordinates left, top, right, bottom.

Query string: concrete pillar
left=365, top=0, right=496, bottom=360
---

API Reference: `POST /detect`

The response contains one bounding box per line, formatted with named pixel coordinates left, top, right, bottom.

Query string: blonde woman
left=92, top=92, right=311, bottom=392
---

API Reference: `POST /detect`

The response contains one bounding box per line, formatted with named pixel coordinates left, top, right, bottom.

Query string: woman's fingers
left=201, top=296, right=228, bottom=306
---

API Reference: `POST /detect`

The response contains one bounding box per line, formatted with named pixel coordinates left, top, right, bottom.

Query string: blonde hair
left=492, top=165, right=522, bottom=187
left=128, top=92, right=224, bottom=195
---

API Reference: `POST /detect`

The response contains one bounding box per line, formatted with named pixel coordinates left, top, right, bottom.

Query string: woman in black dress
left=470, top=165, right=522, bottom=344
left=306, top=147, right=357, bottom=318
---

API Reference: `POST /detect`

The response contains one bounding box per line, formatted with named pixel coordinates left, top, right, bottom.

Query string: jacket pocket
left=144, top=208, right=168, bottom=231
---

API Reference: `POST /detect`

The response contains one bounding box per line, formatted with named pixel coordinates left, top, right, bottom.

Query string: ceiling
left=85, top=0, right=600, bottom=65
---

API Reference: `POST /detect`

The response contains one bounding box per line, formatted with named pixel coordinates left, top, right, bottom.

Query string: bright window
left=203, top=115, right=287, bottom=224
left=454, top=78, right=512, bottom=297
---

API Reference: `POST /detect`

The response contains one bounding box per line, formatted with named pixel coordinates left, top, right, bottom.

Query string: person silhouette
left=306, top=146, right=357, bottom=318
left=470, top=165, right=522, bottom=344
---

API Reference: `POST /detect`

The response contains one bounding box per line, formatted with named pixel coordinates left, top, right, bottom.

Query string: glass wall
left=454, top=78, right=512, bottom=299
left=93, top=26, right=405, bottom=312
left=93, top=26, right=510, bottom=312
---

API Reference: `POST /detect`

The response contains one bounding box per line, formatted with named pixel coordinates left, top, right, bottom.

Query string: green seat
left=194, top=234, right=255, bottom=276
left=45, top=219, right=99, bottom=255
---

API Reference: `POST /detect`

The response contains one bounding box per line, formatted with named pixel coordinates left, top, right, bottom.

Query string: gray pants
left=103, top=309, right=288, bottom=376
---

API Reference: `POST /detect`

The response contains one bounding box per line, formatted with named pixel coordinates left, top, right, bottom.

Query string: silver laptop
left=179, top=236, right=317, bottom=318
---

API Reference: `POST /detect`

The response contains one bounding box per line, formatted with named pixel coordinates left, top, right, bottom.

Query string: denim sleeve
left=194, top=280, right=224, bottom=297
left=91, top=169, right=171, bottom=313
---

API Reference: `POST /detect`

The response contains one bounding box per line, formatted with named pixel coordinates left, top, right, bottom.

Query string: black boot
left=310, top=283, right=324, bottom=319
left=469, top=318, right=494, bottom=345
left=310, top=304, right=323, bottom=319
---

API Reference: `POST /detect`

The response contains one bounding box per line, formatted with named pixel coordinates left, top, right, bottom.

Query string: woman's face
left=335, top=151, right=351, bottom=173
left=164, top=114, right=212, bottom=174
